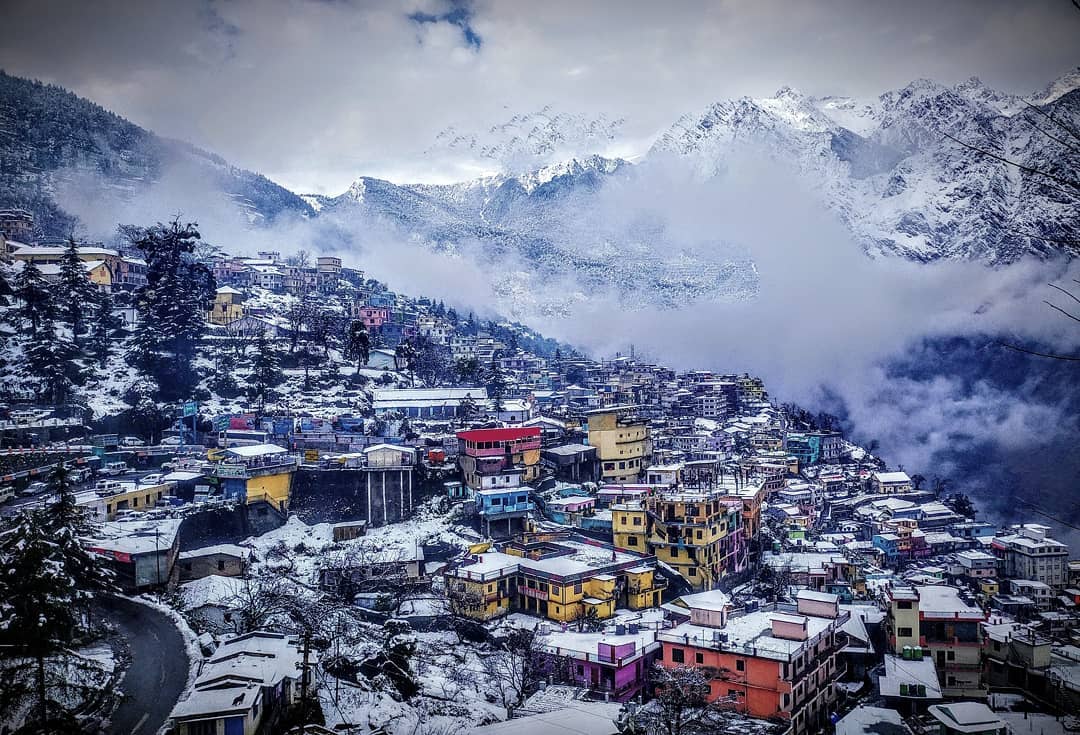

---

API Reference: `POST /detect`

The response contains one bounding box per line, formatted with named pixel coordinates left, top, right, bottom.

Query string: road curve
left=103, top=596, right=191, bottom=735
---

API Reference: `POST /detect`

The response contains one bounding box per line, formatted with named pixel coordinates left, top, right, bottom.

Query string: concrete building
left=169, top=631, right=309, bottom=735
left=443, top=533, right=665, bottom=623
left=991, top=524, right=1070, bottom=589
left=586, top=406, right=651, bottom=484
left=886, top=586, right=986, bottom=698
left=658, top=590, right=849, bottom=735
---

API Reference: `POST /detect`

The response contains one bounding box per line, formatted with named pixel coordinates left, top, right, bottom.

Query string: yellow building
left=737, top=375, right=767, bottom=404
left=207, top=286, right=245, bottom=325
left=213, top=444, right=298, bottom=512
left=613, top=490, right=747, bottom=592
left=444, top=533, right=665, bottom=623
left=586, top=406, right=651, bottom=484
left=77, top=481, right=172, bottom=521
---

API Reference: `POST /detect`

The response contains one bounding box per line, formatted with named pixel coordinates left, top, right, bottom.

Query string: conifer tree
left=0, top=464, right=112, bottom=726
left=347, top=320, right=371, bottom=372
left=124, top=218, right=215, bottom=400
left=13, top=260, right=53, bottom=339
left=248, top=332, right=285, bottom=411
left=56, top=238, right=96, bottom=344
left=487, top=360, right=507, bottom=413
left=88, top=288, right=123, bottom=368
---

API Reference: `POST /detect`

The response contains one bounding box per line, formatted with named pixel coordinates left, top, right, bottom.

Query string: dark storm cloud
left=0, top=0, right=1076, bottom=192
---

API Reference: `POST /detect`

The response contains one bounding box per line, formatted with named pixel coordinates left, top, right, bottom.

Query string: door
left=224, top=716, right=245, bottom=735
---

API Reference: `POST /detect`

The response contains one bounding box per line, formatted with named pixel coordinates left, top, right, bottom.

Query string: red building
left=457, top=427, right=542, bottom=491
left=658, top=590, right=849, bottom=735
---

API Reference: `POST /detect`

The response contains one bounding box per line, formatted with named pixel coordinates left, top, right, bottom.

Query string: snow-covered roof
left=873, top=471, right=912, bottom=484
left=916, top=585, right=983, bottom=618
left=179, top=574, right=244, bottom=609
left=170, top=682, right=260, bottom=719
left=216, top=285, right=242, bottom=294
left=179, top=543, right=249, bottom=560
left=928, top=703, right=1006, bottom=733
left=224, top=443, right=288, bottom=457
left=677, top=589, right=731, bottom=612
left=836, top=706, right=909, bottom=735
left=363, top=443, right=416, bottom=454
left=879, top=654, right=943, bottom=699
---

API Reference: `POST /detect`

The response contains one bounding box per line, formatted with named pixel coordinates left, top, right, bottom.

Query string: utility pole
left=299, top=628, right=312, bottom=719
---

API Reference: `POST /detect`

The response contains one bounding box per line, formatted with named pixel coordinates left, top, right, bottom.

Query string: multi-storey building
left=457, top=427, right=542, bottom=489
left=0, top=208, right=34, bottom=243
left=990, top=524, right=1070, bottom=589
left=207, top=286, right=245, bottom=325
left=586, top=406, right=651, bottom=484
left=886, top=585, right=986, bottom=698
left=443, top=533, right=665, bottom=622
left=612, top=488, right=747, bottom=591
left=658, top=590, right=849, bottom=735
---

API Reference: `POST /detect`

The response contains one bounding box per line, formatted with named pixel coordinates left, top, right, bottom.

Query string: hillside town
left=0, top=212, right=1078, bottom=735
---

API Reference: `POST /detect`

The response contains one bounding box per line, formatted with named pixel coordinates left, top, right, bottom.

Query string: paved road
left=104, top=596, right=191, bottom=735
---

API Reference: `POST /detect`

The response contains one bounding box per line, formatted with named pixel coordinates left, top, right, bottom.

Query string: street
left=102, top=596, right=191, bottom=735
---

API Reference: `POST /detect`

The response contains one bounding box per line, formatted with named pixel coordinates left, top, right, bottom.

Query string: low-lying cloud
left=57, top=151, right=1080, bottom=544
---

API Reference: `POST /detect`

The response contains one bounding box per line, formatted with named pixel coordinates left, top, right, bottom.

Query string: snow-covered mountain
left=651, top=70, right=1079, bottom=263
left=314, top=69, right=1078, bottom=311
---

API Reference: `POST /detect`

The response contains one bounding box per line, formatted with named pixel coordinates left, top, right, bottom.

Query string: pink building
left=538, top=626, right=660, bottom=701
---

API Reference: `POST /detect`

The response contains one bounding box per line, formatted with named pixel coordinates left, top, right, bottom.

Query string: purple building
left=537, top=625, right=661, bottom=701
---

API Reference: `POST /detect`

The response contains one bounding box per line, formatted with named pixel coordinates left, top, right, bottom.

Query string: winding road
left=103, top=596, right=191, bottom=735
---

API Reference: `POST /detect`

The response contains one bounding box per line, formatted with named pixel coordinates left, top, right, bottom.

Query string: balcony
left=480, top=501, right=534, bottom=516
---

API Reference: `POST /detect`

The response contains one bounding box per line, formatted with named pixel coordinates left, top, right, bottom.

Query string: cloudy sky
left=0, top=0, right=1076, bottom=192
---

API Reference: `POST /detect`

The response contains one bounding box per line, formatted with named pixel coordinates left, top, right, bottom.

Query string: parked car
left=139, top=473, right=165, bottom=486
left=94, top=480, right=123, bottom=495
left=120, top=436, right=145, bottom=447
left=18, top=481, right=49, bottom=497
left=0, top=485, right=15, bottom=504
left=68, top=467, right=93, bottom=483
left=160, top=436, right=182, bottom=446
left=99, top=461, right=130, bottom=477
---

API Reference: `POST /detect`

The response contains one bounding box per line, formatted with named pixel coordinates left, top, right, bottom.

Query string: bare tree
left=624, top=664, right=756, bottom=735
left=484, top=627, right=541, bottom=717
left=227, top=570, right=294, bottom=634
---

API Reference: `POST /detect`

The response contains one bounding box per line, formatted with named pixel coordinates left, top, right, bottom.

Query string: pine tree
left=128, top=380, right=171, bottom=444
left=347, top=320, right=371, bottom=372
left=248, top=333, right=285, bottom=411
left=125, top=218, right=216, bottom=401
left=55, top=238, right=96, bottom=345
left=13, top=259, right=53, bottom=339
left=487, top=360, right=507, bottom=413
left=88, top=288, right=123, bottom=368
left=0, top=486, right=112, bottom=726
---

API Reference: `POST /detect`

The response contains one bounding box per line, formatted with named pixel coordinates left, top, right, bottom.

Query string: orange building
left=658, top=590, right=849, bottom=735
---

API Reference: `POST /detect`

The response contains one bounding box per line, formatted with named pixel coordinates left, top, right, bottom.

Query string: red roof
left=457, top=427, right=541, bottom=442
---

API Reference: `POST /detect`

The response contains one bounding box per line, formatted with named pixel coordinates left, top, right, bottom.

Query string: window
left=628, top=537, right=639, bottom=546
left=671, top=648, right=685, bottom=663
left=736, top=660, right=745, bottom=672
left=217, top=559, right=226, bottom=571
left=898, top=627, right=912, bottom=637
left=574, top=581, right=583, bottom=594
left=633, top=517, right=642, bottom=526
left=947, top=650, right=956, bottom=661
left=695, top=652, right=704, bottom=664
left=897, top=600, right=913, bottom=609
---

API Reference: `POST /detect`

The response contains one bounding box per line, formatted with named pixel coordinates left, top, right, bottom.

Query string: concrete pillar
left=367, top=472, right=372, bottom=522
left=382, top=471, right=387, bottom=525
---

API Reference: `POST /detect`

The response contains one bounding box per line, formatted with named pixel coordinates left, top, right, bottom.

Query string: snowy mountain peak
left=516, top=154, right=625, bottom=193
left=953, top=76, right=1024, bottom=116
left=1029, top=66, right=1080, bottom=105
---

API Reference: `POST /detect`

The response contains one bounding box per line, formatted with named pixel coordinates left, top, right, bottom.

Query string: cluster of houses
left=0, top=208, right=149, bottom=292
left=20, top=226, right=1074, bottom=733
